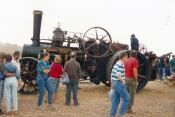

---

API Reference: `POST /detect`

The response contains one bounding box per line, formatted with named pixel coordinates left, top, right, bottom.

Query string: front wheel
left=19, top=57, right=38, bottom=94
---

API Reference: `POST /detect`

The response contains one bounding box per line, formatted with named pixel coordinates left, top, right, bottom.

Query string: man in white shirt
left=12, top=51, right=23, bottom=89
left=12, top=51, right=21, bottom=72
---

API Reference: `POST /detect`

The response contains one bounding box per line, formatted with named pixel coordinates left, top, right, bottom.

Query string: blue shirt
left=131, top=37, right=139, bottom=51
left=37, top=60, right=50, bottom=79
left=4, top=61, right=20, bottom=80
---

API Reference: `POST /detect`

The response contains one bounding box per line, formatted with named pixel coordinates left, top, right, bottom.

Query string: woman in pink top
left=49, top=55, right=63, bottom=102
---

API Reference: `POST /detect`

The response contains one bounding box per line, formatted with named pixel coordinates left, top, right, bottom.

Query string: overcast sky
left=0, top=0, right=175, bottom=56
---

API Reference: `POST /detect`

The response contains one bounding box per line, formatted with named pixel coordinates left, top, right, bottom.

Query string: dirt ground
left=1, top=80, right=175, bottom=117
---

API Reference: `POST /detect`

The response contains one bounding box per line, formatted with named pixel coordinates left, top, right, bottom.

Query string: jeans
left=157, top=67, right=163, bottom=80
left=4, top=77, right=18, bottom=112
left=36, top=77, right=53, bottom=106
left=110, top=80, right=130, bottom=117
left=125, top=78, right=137, bottom=111
left=49, top=77, right=60, bottom=93
left=165, top=65, right=171, bottom=77
left=0, top=80, right=4, bottom=110
left=66, top=78, right=79, bottom=105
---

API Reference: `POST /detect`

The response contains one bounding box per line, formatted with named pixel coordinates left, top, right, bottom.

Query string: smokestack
left=32, top=10, right=43, bottom=46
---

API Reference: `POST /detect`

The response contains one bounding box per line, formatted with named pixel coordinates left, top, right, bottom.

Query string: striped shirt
left=111, top=60, right=125, bottom=81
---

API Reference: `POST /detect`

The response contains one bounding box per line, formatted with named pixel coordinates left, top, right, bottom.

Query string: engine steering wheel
left=83, top=27, right=112, bottom=58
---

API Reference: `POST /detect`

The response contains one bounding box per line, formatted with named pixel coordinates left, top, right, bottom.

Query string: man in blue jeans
left=157, top=57, right=164, bottom=81
left=110, top=51, right=130, bottom=117
left=64, top=52, right=81, bottom=106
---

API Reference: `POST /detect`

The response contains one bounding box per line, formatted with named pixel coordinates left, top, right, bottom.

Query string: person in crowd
left=36, top=52, right=55, bottom=110
left=130, top=34, right=139, bottom=51
left=125, top=50, right=139, bottom=113
left=12, top=51, right=20, bottom=72
left=153, top=58, right=159, bottom=79
left=164, top=56, right=171, bottom=78
left=170, top=55, right=175, bottom=74
left=110, top=51, right=129, bottom=117
left=4, top=54, right=21, bottom=115
left=12, top=51, right=23, bottom=89
left=49, top=55, right=63, bottom=102
left=64, top=52, right=81, bottom=106
left=0, top=53, right=5, bottom=115
left=0, top=53, right=18, bottom=115
left=157, top=56, right=164, bottom=81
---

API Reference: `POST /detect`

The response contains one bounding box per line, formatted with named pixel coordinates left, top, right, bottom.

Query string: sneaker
left=48, top=104, right=57, bottom=110
left=38, top=106, right=46, bottom=110
left=116, top=114, right=125, bottom=117
left=127, top=109, right=136, bottom=114
left=74, top=103, right=80, bottom=106
left=65, top=103, right=70, bottom=106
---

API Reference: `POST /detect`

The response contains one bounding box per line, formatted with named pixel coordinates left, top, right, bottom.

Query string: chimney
left=31, top=10, right=43, bottom=46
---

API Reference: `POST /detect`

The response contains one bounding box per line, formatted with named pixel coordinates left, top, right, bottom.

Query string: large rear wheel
left=106, top=50, right=151, bottom=91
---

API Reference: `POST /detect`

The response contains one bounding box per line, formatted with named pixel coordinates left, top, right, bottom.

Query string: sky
left=0, top=0, right=175, bottom=56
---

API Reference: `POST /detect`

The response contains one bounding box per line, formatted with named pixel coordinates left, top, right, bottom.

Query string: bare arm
left=133, top=67, right=138, bottom=80
left=1, top=64, right=15, bottom=77
left=116, top=73, right=125, bottom=84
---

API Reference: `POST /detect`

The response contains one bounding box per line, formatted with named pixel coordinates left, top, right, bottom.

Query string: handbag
left=61, top=72, right=70, bottom=84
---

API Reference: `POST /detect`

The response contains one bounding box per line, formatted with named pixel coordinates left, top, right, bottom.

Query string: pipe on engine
left=31, top=10, right=43, bottom=46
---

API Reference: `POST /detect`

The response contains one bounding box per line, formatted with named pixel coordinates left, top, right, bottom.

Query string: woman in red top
left=49, top=55, right=63, bottom=102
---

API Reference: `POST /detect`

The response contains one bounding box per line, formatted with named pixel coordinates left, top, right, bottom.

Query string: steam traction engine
left=20, top=10, right=157, bottom=94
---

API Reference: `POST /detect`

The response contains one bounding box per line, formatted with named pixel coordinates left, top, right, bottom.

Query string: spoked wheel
left=19, top=57, right=38, bottom=94
left=106, top=50, right=151, bottom=91
left=137, top=51, right=150, bottom=91
left=83, top=27, right=112, bottom=58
